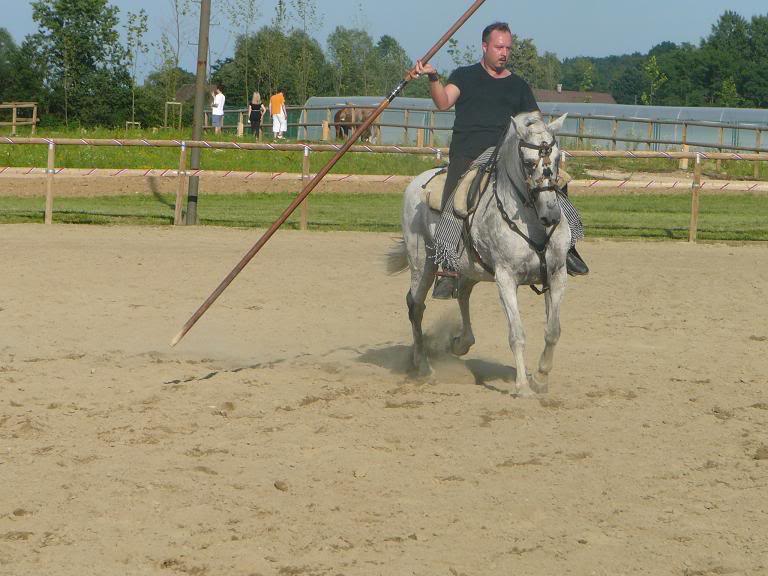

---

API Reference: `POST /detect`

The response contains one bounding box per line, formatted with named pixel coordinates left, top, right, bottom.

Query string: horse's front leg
left=451, top=278, right=477, bottom=356
left=534, top=267, right=567, bottom=393
left=495, top=271, right=533, bottom=396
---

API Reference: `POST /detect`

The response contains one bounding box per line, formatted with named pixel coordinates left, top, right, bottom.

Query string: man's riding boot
left=432, top=274, right=458, bottom=299
left=566, top=246, right=589, bottom=276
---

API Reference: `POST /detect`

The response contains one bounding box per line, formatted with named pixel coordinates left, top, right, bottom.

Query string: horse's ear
left=547, top=113, right=568, bottom=134
left=509, top=115, right=523, bottom=137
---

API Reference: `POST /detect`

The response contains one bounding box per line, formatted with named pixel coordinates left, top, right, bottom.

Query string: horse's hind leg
left=407, top=261, right=436, bottom=376
left=534, top=269, right=566, bottom=393
left=451, top=278, right=477, bottom=356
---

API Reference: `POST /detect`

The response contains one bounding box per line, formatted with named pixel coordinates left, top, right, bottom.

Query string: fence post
left=578, top=117, right=585, bottom=149
left=716, top=126, right=724, bottom=172
left=428, top=111, right=435, bottom=146
left=300, top=145, right=310, bottom=231
left=31, top=105, right=38, bottom=135
left=174, top=142, right=187, bottom=225
left=689, top=153, right=702, bottom=243
left=611, top=118, right=618, bottom=151
left=756, top=129, right=762, bottom=180
left=237, top=112, right=244, bottom=137
left=416, top=127, right=424, bottom=148
left=403, top=109, right=410, bottom=144
left=321, top=120, right=330, bottom=141
left=679, top=123, right=689, bottom=170
left=647, top=121, right=653, bottom=150
left=44, top=142, right=55, bottom=225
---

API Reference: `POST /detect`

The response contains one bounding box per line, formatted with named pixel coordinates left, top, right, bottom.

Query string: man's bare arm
left=415, top=60, right=460, bottom=111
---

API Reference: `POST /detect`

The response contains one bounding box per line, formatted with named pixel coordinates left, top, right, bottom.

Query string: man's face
left=482, top=30, right=513, bottom=72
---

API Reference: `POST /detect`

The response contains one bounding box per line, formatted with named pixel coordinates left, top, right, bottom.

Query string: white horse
left=388, top=111, right=570, bottom=396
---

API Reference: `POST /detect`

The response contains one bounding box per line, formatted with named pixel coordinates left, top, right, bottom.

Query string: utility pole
left=185, top=0, right=211, bottom=225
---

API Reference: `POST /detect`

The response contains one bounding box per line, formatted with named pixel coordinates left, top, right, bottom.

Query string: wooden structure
left=164, top=102, right=183, bottom=129
left=1, top=134, right=764, bottom=245
left=0, top=102, right=38, bottom=135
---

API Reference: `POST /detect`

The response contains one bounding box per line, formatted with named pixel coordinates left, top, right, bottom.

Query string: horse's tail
left=386, top=237, right=409, bottom=275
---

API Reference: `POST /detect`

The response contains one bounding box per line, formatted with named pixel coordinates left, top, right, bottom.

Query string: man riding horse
left=415, top=22, right=588, bottom=299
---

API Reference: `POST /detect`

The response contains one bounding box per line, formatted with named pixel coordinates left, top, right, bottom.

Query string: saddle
left=422, top=165, right=491, bottom=218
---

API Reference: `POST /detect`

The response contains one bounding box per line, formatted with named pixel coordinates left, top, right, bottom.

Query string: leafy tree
left=224, top=0, right=260, bottom=103
left=327, top=26, right=375, bottom=95
left=446, top=38, right=475, bottom=68
left=106, top=62, right=194, bottom=129
left=289, top=0, right=321, bottom=103
left=537, top=51, right=562, bottom=90
left=125, top=9, right=149, bottom=123
left=508, top=37, right=541, bottom=86
left=640, top=55, right=667, bottom=105
left=258, top=1, right=291, bottom=99
left=371, top=35, right=412, bottom=95
left=0, top=28, right=18, bottom=102
left=611, top=63, right=644, bottom=104
left=29, top=0, right=131, bottom=126
left=715, top=77, right=743, bottom=107
left=742, top=15, right=768, bottom=106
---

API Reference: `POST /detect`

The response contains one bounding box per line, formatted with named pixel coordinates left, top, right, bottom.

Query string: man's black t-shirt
left=447, top=63, right=539, bottom=159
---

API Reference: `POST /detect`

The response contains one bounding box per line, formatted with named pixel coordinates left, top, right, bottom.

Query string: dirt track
left=2, top=171, right=766, bottom=198
left=1, top=224, right=767, bottom=575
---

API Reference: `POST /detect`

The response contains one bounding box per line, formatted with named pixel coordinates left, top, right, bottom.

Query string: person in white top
left=211, top=85, right=225, bottom=134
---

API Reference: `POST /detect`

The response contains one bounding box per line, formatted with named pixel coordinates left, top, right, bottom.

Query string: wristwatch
left=427, top=73, right=439, bottom=82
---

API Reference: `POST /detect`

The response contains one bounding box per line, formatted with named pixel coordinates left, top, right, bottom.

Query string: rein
left=492, top=175, right=558, bottom=295
left=475, top=124, right=561, bottom=295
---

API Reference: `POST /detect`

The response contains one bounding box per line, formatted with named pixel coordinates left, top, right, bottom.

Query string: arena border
left=1, top=137, right=767, bottom=240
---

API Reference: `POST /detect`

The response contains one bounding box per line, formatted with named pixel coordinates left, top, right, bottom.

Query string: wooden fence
left=1, top=136, right=767, bottom=242
left=208, top=104, right=768, bottom=178
left=0, top=102, right=38, bottom=135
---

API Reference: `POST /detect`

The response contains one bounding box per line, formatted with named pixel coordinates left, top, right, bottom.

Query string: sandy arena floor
left=1, top=224, right=767, bottom=575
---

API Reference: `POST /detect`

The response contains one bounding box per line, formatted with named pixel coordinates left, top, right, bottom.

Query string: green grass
left=3, top=126, right=766, bottom=180
left=565, top=157, right=768, bottom=181
left=1, top=192, right=765, bottom=241
left=0, top=126, right=438, bottom=176
left=576, top=194, right=768, bottom=241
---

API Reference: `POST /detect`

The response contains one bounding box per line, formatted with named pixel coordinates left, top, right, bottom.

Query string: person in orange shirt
left=269, top=88, right=287, bottom=140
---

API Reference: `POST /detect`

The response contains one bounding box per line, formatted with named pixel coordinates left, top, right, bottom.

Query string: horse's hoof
left=411, top=356, right=432, bottom=378
left=512, top=383, right=537, bottom=398
left=417, top=361, right=432, bottom=378
left=531, top=372, right=550, bottom=394
left=450, top=336, right=473, bottom=357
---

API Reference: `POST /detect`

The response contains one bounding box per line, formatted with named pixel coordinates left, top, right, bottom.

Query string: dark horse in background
left=333, top=106, right=380, bottom=143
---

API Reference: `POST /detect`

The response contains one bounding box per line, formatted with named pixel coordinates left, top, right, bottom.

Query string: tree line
left=0, top=1, right=765, bottom=129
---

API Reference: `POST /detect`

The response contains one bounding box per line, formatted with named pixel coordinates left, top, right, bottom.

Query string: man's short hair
left=482, top=22, right=512, bottom=43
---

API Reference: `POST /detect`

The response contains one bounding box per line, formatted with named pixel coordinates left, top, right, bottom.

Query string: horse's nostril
left=543, top=167, right=553, bottom=178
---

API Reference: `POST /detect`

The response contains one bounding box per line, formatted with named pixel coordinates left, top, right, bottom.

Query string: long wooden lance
left=171, top=0, right=487, bottom=347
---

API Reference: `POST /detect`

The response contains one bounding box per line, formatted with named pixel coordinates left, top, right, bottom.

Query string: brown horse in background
left=333, top=107, right=380, bottom=143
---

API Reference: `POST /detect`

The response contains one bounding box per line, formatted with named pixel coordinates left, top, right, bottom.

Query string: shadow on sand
left=356, top=342, right=519, bottom=395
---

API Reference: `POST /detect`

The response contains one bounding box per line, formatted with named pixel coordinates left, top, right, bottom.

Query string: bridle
left=517, top=139, right=561, bottom=204
left=485, top=127, right=562, bottom=295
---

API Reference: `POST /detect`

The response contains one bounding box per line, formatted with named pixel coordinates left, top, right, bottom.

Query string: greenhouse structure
left=302, top=96, right=768, bottom=152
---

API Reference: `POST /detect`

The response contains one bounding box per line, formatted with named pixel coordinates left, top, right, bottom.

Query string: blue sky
left=3, top=0, right=767, bottom=77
